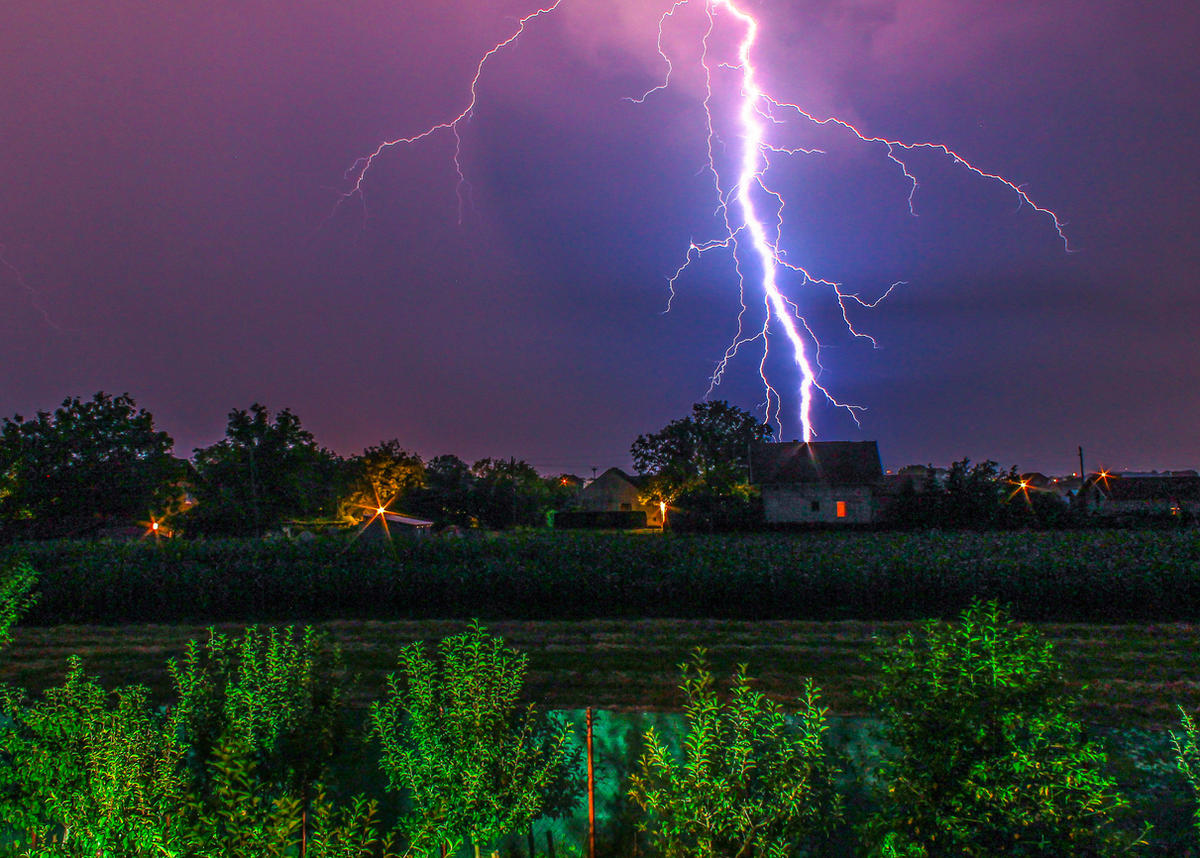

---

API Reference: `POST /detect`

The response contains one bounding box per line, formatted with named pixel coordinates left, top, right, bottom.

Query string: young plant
left=0, top=657, right=185, bottom=856
left=1171, top=705, right=1200, bottom=843
left=168, top=624, right=347, bottom=800
left=0, top=555, right=37, bottom=653
left=171, top=733, right=403, bottom=858
left=629, top=650, right=842, bottom=858
left=864, top=599, right=1146, bottom=856
left=370, top=620, right=571, bottom=858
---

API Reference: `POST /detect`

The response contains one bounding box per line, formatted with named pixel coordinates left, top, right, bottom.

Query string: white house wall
left=762, top=485, right=874, bottom=524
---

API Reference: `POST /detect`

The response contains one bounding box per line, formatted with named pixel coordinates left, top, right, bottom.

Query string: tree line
left=0, top=391, right=1078, bottom=540
left=0, top=393, right=579, bottom=540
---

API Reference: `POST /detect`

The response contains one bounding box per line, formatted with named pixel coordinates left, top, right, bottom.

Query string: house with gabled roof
left=751, top=440, right=884, bottom=524
left=575, top=467, right=663, bottom=527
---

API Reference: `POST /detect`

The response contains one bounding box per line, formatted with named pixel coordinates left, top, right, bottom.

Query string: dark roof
left=751, top=441, right=883, bottom=486
left=1089, top=473, right=1200, bottom=502
left=592, top=467, right=643, bottom=488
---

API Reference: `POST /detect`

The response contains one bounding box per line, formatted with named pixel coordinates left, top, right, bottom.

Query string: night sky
left=2, top=0, right=1196, bottom=476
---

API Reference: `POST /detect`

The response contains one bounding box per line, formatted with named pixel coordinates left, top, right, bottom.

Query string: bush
left=370, top=621, right=573, bottom=858
left=629, top=650, right=841, bottom=858
left=0, top=658, right=185, bottom=855
left=864, top=600, right=1146, bottom=856
left=1172, top=706, right=1200, bottom=845
left=168, top=625, right=347, bottom=801
left=0, top=556, right=36, bottom=652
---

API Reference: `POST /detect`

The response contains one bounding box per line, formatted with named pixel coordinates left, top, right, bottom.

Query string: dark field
left=8, top=529, right=1200, bottom=625
left=3, top=618, right=1197, bottom=729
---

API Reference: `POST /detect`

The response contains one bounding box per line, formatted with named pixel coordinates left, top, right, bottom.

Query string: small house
left=751, top=441, right=884, bottom=524
left=574, top=467, right=663, bottom=527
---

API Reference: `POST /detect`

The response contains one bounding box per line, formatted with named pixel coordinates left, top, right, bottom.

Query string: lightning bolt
left=343, top=0, right=1070, bottom=442
left=1, top=245, right=68, bottom=333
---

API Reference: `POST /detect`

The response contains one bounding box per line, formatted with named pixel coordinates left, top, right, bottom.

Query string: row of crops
left=6, top=529, right=1200, bottom=624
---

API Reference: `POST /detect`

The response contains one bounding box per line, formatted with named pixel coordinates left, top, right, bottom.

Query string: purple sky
left=2, top=0, right=1196, bottom=476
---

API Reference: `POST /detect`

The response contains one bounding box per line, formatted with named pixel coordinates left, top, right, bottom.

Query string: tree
left=0, top=392, right=181, bottom=539
left=469, top=457, right=549, bottom=529
left=187, top=404, right=344, bottom=536
left=0, top=556, right=37, bottom=653
left=370, top=622, right=572, bottom=858
left=1172, top=706, right=1200, bottom=845
left=630, top=650, right=841, bottom=858
left=864, top=600, right=1146, bottom=856
left=339, top=440, right=425, bottom=522
left=407, top=454, right=476, bottom=526
left=630, top=401, right=772, bottom=500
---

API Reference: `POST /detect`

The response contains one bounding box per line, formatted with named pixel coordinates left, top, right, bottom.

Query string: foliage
left=370, top=620, right=572, bottom=857
left=187, top=403, right=345, bottom=536
left=339, top=440, right=425, bottom=523
left=469, top=457, right=551, bottom=529
left=864, top=600, right=1145, bottom=856
left=631, top=401, right=772, bottom=500
left=168, top=625, right=347, bottom=802
left=0, top=658, right=186, bottom=855
left=407, top=454, right=476, bottom=526
left=12, top=529, right=1200, bottom=626
left=167, top=735, right=400, bottom=858
left=0, top=392, right=181, bottom=539
left=629, top=650, right=841, bottom=858
left=667, top=484, right=763, bottom=532
left=881, top=459, right=1072, bottom=530
left=0, top=556, right=37, bottom=652
left=1172, top=706, right=1200, bottom=842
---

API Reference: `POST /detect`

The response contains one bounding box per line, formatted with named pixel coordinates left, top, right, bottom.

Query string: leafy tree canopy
left=630, top=401, right=772, bottom=500
left=0, top=392, right=181, bottom=538
left=339, top=440, right=425, bottom=522
left=187, top=404, right=344, bottom=536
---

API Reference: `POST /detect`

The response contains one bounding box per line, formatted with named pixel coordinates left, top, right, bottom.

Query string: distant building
left=751, top=441, right=883, bottom=524
left=358, top=510, right=435, bottom=539
left=576, top=467, right=664, bottom=527
left=1081, top=472, right=1200, bottom=519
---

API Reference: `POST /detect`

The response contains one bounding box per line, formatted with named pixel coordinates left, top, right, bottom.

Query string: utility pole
left=1078, top=446, right=1085, bottom=478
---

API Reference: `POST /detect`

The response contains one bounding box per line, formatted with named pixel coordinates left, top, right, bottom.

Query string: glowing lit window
left=836, top=501, right=847, bottom=518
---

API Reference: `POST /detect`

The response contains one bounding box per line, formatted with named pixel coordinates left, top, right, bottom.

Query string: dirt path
left=3, top=619, right=1198, bottom=728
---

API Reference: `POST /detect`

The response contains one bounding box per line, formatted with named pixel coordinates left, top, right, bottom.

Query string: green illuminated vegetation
left=0, top=607, right=1197, bottom=855
left=629, top=651, right=840, bottom=858
left=370, top=621, right=572, bottom=858
left=1174, top=707, right=1200, bottom=841
left=0, top=558, right=36, bottom=652
left=864, top=600, right=1147, bottom=856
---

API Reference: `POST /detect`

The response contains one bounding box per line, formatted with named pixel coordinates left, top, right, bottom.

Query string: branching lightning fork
left=343, top=0, right=1070, bottom=441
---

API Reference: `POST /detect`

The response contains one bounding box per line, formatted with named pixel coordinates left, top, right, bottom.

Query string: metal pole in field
left=586, top=707, right=596, bottom=858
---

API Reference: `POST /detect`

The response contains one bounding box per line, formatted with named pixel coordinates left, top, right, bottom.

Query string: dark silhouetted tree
left=0, top=392, right=181, bottom=539
left=187, top=404, right=343, bottom=536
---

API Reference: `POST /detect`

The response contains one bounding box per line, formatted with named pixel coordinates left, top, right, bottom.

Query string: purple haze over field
left=1, top=0, right=1196, bottom=476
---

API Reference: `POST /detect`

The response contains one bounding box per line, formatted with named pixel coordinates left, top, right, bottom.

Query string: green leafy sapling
left=864, top=599, right=1147, bottom=857
left=169, top=732, right=401, bottom=858
left=370, top=620, right=572, bottom=858
left=168, top=624, right=347, bottom=801
left=0, top=657, right=185, bottom=856
left=1172, top=705, right=1200, bottom=843
left=0, top=556, right=37, bottom=654
left=629, top=649, right=842, bottom=858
